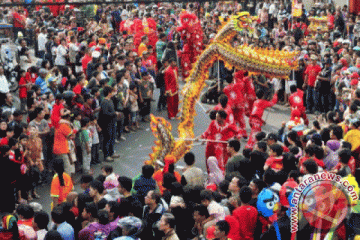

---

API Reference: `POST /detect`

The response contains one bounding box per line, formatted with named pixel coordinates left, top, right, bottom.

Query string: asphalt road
left=32, top=81, right=312, bottom=215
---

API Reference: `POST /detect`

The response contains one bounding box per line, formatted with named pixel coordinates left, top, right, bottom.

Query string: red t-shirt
left=73, top=84, right=83, bottom=95
left=305, top=64, right=322, bottom=87
left=19, top=77, right=29, bottom=99
left=0, top=137, right=9, bottom=146
left=12, top=12, right=25, bottom=28
left=51, top=103, right=64, bottom=129
left=233, top=205, right=258, bottom=240
left=225, top=215, right=240, bottom=240
left=265, top=156, right=284, bottom=171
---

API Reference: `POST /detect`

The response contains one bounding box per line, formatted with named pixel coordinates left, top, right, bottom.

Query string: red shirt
left=214, top=104, right=235, bottom=124
left=334, top=156, right=356, bottom=175
left=265, top=156, right=284, bottom=171
left=225, top=215, right=240, bottom=240
left=305, top=64, right=322, bottom=87
left=250, top=94, right=278, bottom=120
left=73, top=84, right=83, bottom=95
left=233, top=205, right=258, bottom=240
left=82, top=54, right=92, bottom=74
left=12, top=12, right=25, bottom=28
left=289, top=90, right=305, bottom=110
left=0, top=137, right=9, bottom=146
left=19, top=77, right=30, bottom=99
left=51, top=103, right=64, bottom=129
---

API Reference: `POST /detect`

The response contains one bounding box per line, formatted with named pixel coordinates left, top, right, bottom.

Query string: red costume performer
left=246, top=93, right=278, bottom=149
left=176, top=11, right=204, bottom=78
left=223, top=71, right=256, bottom=138
left=289, top=89, right=309, bottom=126
left=213, top=104, right=235, bottom=125
left=201, top=111, right=242, bottom=172
left=164, top=62, right=179, bottom=119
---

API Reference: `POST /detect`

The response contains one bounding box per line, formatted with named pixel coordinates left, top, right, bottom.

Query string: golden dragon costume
left=147, top=12, right=300, bottom=165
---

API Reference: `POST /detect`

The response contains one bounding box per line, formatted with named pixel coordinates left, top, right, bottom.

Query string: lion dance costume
left=177, top=11, right=204, bottom=78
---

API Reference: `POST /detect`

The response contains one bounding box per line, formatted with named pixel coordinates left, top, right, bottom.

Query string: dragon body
left=148, top=12, right=299, bottom=164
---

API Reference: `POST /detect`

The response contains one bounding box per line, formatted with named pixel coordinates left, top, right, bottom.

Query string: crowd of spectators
left=0, top=0, right=360, bottom=240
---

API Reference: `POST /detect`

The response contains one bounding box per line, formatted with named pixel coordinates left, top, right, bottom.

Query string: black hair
left=255, top=132, right=267, bottom=141
left=16, top=204, right=34, bottom=219
left=34, top=211, right=50, bottom=230
left=243, top=148, right=252, bottom=159
left=102, top=86, right=113, bottom=97
left=209, top=110, right=217, bottom=120
left=256, top=89, right=265, bottom=99
left=228, top=139, right=241, bottom=152
left=282, top=153, right=298, bottom=173
left=90, top=180, right=104, bottom=194
left=216, top=220, right=230, bottom=236
left=218, top=180, right=230, bottom=196
left=339, top=149, right=352, bottom=164
left=53, top=158, right=65, bottom=186
left=51, top=205, right=65, bottom=224
left=102, top=165, right=113, bottom=174
left=342, top=141, right=352, bottom=150
left=252, top=179, right=267, bottom=193
left=288, top=170, right=300, bottom=182
left=257, top=141, right=268, bottom=152
left=44, top=230, right=63, bottom=240
left=239, top=186, right=253, bottom=204
left=218, top=94, right=228, bottom=108
left=118, top=176, right=133, bottom=192
left=217, top=110, right=227, bottom=119
left=269, top=144, right=283, bottom=156
left=200, top=189, right=214, bottom=201
left=184, top=152, right=195, bottom=165
left=163, top=172, right=177, bottom=190
left=303, top=159, right=318, bottom=174
left=98, top=209, right=109, bottom=225
left=193, top=204, right=209, bottom=218
left=314, top=145, right=324, bottom=160
left=142, top=164, right=155, bottom=178
left=290, top=85, right=297, bottom=93
left=263, top=169, right=277, bottom=185
left=331, top=126, right=343, bottom=140
left=171, top=182, right=184, bottom=196
left=81, top=117, right=90, bottom=128
left=312, top=120, right=320, bottom=129
left=80, top=175, right=94, bottom=184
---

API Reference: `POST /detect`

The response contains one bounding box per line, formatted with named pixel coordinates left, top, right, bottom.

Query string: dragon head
left=232, top=12, right=254, bottom=34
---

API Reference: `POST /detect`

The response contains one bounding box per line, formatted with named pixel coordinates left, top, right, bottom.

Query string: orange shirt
left=53, top=123, right=72, bottom=155
left=50, top=173, right=73, bottom=204
left=138, top=43, right=147, bottom=57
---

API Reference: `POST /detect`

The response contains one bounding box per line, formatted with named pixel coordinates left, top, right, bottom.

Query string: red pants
left=233, top=108, right=247, bottom=137
left=167, top=94, right=179, bottom=119
left=245, top=117, right=263, bottom=149
left=213, top=142, right=228, bottom=171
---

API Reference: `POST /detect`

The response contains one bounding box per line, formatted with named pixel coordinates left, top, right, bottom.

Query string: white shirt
left=55, top=45, right=67, bottom=66
left=69, top=42, right=79, bottom=64
left=38, top=33, right=47, bottom=52
left=269, top=3, right=277, bottom=15
left=0, top=75, right=9, bottom=93
left=208, top=200, right=226, bottom=222
left=36, top=229, right=48, bottom=240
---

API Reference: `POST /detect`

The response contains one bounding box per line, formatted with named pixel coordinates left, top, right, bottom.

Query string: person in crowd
left=181, top=152, right=205, bottom=187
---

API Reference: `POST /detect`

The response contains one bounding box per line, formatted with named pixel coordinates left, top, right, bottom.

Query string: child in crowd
left=129, top=84, right=139, bottom=130
left=89, top=115, right=101, bottom=165
left=79, top=117, right=92, bottom=175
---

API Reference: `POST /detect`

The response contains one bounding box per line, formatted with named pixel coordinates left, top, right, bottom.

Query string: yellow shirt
left=344, top=129, right=360, bottom=151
